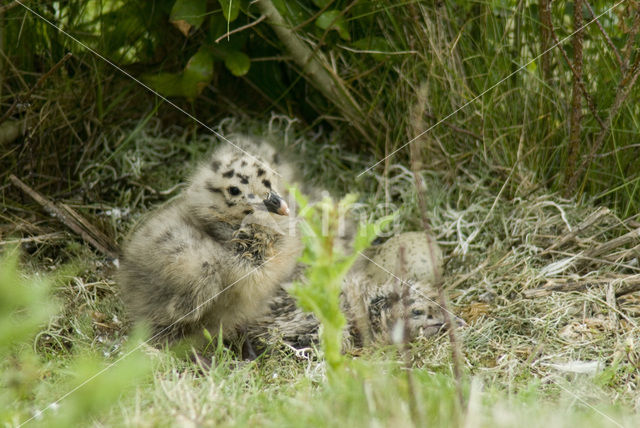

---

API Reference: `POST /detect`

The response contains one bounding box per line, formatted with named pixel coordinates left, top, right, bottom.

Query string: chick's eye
left=411, top=309, right=425, bottom=317
left=228, top=186, right=241, bottom=196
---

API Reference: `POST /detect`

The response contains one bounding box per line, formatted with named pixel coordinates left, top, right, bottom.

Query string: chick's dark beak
left=263, top=192, right=289, bottom=216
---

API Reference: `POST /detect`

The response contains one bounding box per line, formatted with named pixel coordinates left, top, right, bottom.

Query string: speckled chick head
left=345, top=275, right=465, bottom=345
left=184, top=144, right=289, bottom=224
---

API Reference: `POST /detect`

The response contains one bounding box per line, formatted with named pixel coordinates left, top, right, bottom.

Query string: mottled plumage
left=117, top=137, right=302, bottom=345
left=247, top=231, right=459, bottom=350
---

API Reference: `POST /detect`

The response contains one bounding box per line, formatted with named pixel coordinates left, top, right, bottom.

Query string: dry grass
left=2, top=116, right=640, bottom=426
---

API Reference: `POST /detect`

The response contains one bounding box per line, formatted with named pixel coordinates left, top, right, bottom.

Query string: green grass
left=2, top=119, right=640, bottom=427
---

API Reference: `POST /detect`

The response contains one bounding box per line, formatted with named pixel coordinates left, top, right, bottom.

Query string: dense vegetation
left=2, top=0, right=639, bottom=212
left=1, top=1, right=640, bottom=426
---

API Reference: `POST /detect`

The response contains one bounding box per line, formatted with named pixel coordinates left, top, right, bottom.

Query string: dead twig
left=568, top=9, right=640, bottom=194
left=583, top=227, right=640, bottom=261
left=0, top=232, right=66, bottom=246
left=539, top=206, right=611, bottom=256
left=622, top=3, right=640, bottom=71
left=523, top=278, right=596, bottom=298
left=523, top=276, right=640, bottom=299
left=408, top=128, right=465, bottom=409
left=616, top=278, right=640, bottom=298
left=541, top=227, right=640, bottom=276
left=0, top=52, right=72, bottom=125
left=215, top=15, right=266, bottom=43
left=255, top=0, right=373, bottom=145
left=9, top=174, right=119, bottom=260
left=395, top=245, right=423, bottom=427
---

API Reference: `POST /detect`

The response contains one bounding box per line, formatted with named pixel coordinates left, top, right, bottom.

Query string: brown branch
left=548, top=5, right=606, bottom=131
left=255, top=0, right=373, bottom=145
left=539, top=0, right=553, bottom=82
left=622, top=3, right=640, bottom=71
left=564, top=0, right=584, bottom=193
left=215, top=15, right=266, bottom=43
left=9, top=174, right=119, bottom=260
left=0, top=52, right=72, bottom=125
left=584, top=0, right=623, bottom=67
left=568, top=55, right=640, bottom=193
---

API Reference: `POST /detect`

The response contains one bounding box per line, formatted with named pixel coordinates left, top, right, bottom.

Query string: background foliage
left=1, top=0, right=639, bottom=213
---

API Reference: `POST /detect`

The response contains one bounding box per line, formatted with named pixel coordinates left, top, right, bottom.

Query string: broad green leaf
left=224, top=50, right=250, bottom=76
left=218, top=0, right=240, bottom=22
left=315, top=10, right=350, bottom=41
left=184, top=49, right=215, bottom=82
left=182, top=49, right=215, bottom=98
left=144, top=50, right=214, bottom=100
left=352, top=36, right=393, bottom=61
left=210, top=45, right=251, bottom=76
left=170, top=0, right=207, bottom=36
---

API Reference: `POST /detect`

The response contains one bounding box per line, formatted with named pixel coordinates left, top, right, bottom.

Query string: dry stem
left=564, top=0, right=584, bottom=193
left=255, top=0, right=372, bottom=145
left=408, top=129, right=465, bottom=408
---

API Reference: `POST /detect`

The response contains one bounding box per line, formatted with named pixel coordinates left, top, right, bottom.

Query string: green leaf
left=170, top=0, right=207, bottom=36
left=352, top=36, right=393, bottom=61
left=224, top=50, right=250, bottom=76
left=0, top=248, right=58, bottom=353
left=315, top=10, right=350, bottom=41
left=210, top=46, right=251, bottom=76
left=144, top=72, right=185, bottom=98
left=144, top=49, right=214, bottom=100
left=218, top=0, right=240, bottom=22
left=184, top=49, right=215, bottom=82
left=312, top=0, right=332, bottom=7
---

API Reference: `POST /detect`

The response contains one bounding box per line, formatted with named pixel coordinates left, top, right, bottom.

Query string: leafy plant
left=0, top=248, right=152, bottom=426
left=290, top=190, right=392, bottom=378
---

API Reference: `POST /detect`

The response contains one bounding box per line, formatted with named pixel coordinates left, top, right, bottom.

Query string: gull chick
left=117, top=140, right=302, bottom=346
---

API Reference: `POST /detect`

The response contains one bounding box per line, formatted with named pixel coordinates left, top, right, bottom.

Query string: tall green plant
left=290, top=190, right=392, bottom=378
